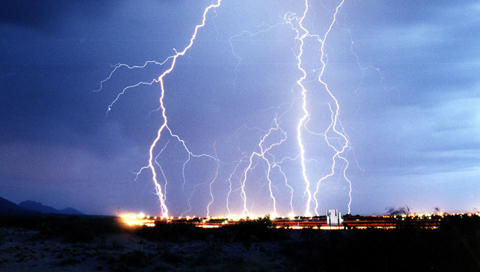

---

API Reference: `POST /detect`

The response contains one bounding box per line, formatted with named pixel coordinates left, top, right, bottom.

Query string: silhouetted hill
left=60, top=207, right=84, bottom=215
left=0, top=197, right=40, bottom=216
left=19, top=200, right=58, bottom=214
left=19, top=200, right=84, bottom=215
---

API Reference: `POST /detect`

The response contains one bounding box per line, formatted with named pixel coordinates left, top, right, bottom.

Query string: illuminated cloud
left=1, top=0, right=479, bottom=215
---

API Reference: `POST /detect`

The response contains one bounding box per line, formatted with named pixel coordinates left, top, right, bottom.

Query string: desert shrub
left=161, top=249, right=185, bottom=265
left=280, top=226, right=480, bottom=272
left=193, top=245, right=222, bottom=267
left=0, top=216, right=43, bottom=229
left=436, top=215, right=480, bottom=271
left=57, top=257, right=81, bottom=267
left=134, top=222, right=209, bottom=241
left=221, top=216, right=287, bottom=242
left=440, top=214, right=480, bottom=237
left=192, top=253, right=273, bottom=272
left=115, top=250, right=148, bottom=269
left=0, top=215, right=123, bottom=242
left=47, top=216, right=122, bottom=242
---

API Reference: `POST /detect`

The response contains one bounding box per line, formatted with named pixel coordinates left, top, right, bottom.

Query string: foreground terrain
left=0, top=215, right=479, bottom=271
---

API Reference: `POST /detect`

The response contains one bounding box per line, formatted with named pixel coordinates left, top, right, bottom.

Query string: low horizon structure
left=327, top=209, right=342, bottom=226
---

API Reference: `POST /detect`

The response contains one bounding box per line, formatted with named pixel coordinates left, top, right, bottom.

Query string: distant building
left=327, top=209, right=341, bottom=225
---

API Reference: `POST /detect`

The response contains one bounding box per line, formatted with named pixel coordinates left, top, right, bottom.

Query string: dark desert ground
left=1, top=214, right=479, bottom=272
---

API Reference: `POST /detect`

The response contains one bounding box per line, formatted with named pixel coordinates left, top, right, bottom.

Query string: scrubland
left=0, top=215, right=479, bottom=271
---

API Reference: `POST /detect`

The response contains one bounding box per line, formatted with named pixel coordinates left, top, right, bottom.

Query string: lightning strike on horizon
left=287, top=3, right=314, bottom=217
left=98, top=0, right=357, bottom=218
left=98, top=1, right=223, bottom=218
left=206, top=143, right=221, bottom=218
left=235, top=117, right=287, bottom=217
left=149, top=1, right=225, bottom=217
left=287, top=0, right=351, bottom=216
left=313, top=0, right=352, bottom=215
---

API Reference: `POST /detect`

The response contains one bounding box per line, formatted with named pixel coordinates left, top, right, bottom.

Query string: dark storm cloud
left=0, top=0, right=116, bottom=33
left=345, top=0, right=480, bottom=178
left=0, top=1, right=60, bottom=29
left=0, top=0, right=218, bottom=214
left=1, top=1, right=479, bottom=215
left=0, top=0, right=164, bottom=156
left=0, top=0, right=116, bottom=144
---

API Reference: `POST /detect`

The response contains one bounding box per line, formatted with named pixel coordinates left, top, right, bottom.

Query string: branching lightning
left=285, top=0, right=352, bottom=216
left=235, top=117, right=287, bottom=218
left=98, top=0, right=358, bottom=218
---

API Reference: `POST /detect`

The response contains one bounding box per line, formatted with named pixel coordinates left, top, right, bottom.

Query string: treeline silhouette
left=285, top=215, right=480, bottom=271
left=0, top=214, right=479, bottom=271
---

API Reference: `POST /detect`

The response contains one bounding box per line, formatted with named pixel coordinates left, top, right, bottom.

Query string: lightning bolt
left=313, top=0, right=352, bottom=215
left=225, top=157, right=245, bottom=217
left=206, top=143, right=221, bottom=218
left=98, top=1, right=223, bottom=218
left=135, top=140, right=170, bottom=208
left=289, top=4, right=315, bottom=216
left=98, top=0, right=358, bottom=218
left=287, top=0, right=351, bottom=216
left=235, top=117, right=287, bottom=217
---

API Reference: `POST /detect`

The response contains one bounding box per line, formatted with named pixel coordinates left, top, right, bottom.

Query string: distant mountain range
left=0, top=197, right=83, bottom=216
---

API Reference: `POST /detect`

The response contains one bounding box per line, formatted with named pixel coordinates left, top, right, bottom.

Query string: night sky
left=1, top=0, right=479, bottom=217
